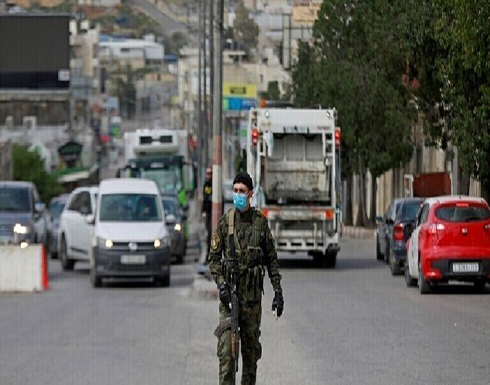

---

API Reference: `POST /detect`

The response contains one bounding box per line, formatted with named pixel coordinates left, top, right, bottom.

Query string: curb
left=341, top=226, right=376, bottom=240
left=189, top=274, right=218, bottom=300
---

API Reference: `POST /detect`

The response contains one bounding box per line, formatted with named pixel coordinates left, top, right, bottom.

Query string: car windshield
left=0, top=187, right=31, bottom=212
left=99, top=194, right=162, bottom=222
left=162, top=199, right=178, bottom=216
left=435, top=204, right=490, bottom=222
left=49, top=201, right=66, bottom=219
left=140, top=167, right=183, bottom=194
left=397, top=202, right=422, bottom=221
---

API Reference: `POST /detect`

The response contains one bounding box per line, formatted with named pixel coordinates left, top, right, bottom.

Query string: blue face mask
left=233, top=192, right=248, bottom=212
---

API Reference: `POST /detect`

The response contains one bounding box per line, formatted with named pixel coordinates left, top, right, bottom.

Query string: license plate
left=452, top=262, right=479, bottom=273
left=121, top=255, right=146, bottom=264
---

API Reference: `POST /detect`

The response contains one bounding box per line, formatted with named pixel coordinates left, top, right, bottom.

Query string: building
left=77, top=0, right=120, bottom=7
left=6, top=0, right=64, bottom=8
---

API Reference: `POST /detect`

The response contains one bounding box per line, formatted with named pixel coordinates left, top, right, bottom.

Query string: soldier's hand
left=218, top=282, right=231, bottom=307
left=272, top=290, right=284, bottom=318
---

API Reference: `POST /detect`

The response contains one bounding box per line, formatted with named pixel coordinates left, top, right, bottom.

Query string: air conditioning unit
left=5, top=116, right=14, bottom=131
left=23, top=116, right=37, bottom=132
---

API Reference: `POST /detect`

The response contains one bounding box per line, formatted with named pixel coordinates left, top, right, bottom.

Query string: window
left=80, top=192, right=92, bottom=215
left=99, top=194, right=162, bottom=222
left=68, top=193, right=82, bottom=212
left=435, top=204, right=490, bottom=222
left=0, top=187, right=31, bottom=212
left=418, top=204, right=429, bottom=225
left=397, top=201, right=423, bottom=222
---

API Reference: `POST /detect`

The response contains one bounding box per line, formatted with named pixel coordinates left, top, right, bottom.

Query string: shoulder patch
left=211, top=232, right=220, bottom=251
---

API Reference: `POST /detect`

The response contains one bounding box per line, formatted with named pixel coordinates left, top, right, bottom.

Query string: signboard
left=223, top=83, right=257, bottom=99
left=223, top=97, right=256, bottom=111
left=293, top=1, right=322, bottom=26
left=58, top=141, right=83, bottom=168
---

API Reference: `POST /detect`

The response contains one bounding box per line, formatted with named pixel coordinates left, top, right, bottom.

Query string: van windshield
left=0, top=187, right=31, bottom=212
left=99, top=194, right=162, bottom=222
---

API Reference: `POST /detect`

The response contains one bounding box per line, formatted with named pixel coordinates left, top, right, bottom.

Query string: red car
left=405, top=196, right=490, bottom=294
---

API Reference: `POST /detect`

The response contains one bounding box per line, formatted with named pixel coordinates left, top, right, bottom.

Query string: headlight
left=97, top=237, right=113, bottom=249
left=13, top=223, right=30, bottom=234
left=154, top=236, right=170, bottom=249
left=174, top=223, right=182, bottom=232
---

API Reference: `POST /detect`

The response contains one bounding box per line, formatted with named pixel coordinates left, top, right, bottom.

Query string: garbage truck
left=246, top=108, right=341, bottom=267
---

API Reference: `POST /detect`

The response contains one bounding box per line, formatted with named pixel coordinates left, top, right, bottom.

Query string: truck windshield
left=99, top=194, right=162, bottom=222
left=0, top=187, right=31, bottom=212
left=140, top=168, right=183, bottom=194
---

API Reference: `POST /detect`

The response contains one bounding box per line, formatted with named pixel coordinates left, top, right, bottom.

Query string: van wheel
left=60, top=236, right=75, bottom=271
left=91, top=268, right=102, bottom=288
left=156, top=273, right=170, bottom=287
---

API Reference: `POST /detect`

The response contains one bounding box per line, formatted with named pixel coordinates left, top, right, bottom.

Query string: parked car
left=0, top=181, right=47, bottom=245
left=405, top=196, right=490, bottom=294
left=161, top=193, right=187, bottom=264
left=58, top=187, right=98, bottom=270
left=91, top=178, right=171, bottom=287
left=376, top=198, right=404, bottom=263
left=384, top=198, right=424, bottom=275
left=47, top=194, right=69, bottom=259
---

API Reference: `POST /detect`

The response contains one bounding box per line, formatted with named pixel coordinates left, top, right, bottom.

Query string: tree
left=291, top=0, right=416, bottom=226
left=13, top=145, right=63, bottom=203
left=232, top=2, right=259, bottom=56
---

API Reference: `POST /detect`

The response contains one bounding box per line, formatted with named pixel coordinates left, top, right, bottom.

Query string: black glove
left=218, top=282, right=231, bottom=307
left=272, top=290, right=284, bottom=318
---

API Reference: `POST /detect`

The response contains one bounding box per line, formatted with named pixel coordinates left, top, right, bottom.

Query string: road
left=1, top=236, right=489, bottom=384
left=128, top=0, right=188, bottom=36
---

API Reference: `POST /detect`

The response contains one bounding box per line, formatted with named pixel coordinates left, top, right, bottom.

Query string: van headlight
left=13, top=223, right=30, bottom=234
left=154, top=236, right=170, bottom=249
left=174, top=223, right=182, bottom=232
left=97, top=237, right=113, bottom=249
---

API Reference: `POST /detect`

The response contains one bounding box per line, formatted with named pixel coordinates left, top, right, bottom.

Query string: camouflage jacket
left=209, top=207, right=282, bottom=303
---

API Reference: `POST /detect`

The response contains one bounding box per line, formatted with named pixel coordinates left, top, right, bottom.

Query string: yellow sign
left=223, top=83, right=257, bottom=99
left=293, top=1, right=321, bottom=26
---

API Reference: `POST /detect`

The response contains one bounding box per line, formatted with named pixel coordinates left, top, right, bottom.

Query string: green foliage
left=112, top=64, right=152, bottom=119
left=164, top=31, right=188, bottom=55
left=232, top=1, right=259, bottom=55
left=12, top=145, right=63, bottom=204
left=262, top=81, right=281, bottom=101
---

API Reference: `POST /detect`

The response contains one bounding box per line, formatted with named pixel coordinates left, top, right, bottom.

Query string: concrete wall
left=0, top=141, right=13, bottom=180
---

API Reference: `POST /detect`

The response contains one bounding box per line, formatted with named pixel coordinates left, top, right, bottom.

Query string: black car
left=47, top=194, right=69, bottom=258
left=377, top=198, right=424, bottom=275
left=161, top=194, right=187, bottom=264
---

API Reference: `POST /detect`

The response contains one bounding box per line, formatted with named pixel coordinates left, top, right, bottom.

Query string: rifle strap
left=227, top=208, right=237, bottom=261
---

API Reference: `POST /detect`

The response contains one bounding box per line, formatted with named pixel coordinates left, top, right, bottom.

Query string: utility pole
left=202, top=0, right=208, bottom=171
left=208, top=0, right=214, bottom=168
left=197, top=0, right=203, bottom=185
left=211, top=0, right=224, bottom=231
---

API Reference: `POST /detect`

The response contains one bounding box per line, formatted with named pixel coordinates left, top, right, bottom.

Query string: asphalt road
left=1, top=237, right=489, bottom=384
left=129, top=0, right=188, bottom=36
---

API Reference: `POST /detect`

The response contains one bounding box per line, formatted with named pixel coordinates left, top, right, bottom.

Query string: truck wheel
left=325, top=251, right=337, bottom=269
left=60, top=236, right=75, bottom=271
left=313, top=252, right=325, bottom=268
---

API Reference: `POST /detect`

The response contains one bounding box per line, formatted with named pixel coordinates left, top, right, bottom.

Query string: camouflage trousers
left=217, top=301, right=262, bottom=385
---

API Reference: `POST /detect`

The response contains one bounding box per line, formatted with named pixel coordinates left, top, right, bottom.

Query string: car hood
left=0, top=212, right=32, bottom=225
left=96, top=222, right=167, bottom=242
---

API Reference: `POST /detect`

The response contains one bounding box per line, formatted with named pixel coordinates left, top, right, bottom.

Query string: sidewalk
left=341, top=225, right=376, bottom=240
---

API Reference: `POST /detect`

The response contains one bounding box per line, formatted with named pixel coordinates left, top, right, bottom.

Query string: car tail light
left=394, top=223, right=404, bottom=241
left=428, top=223, right=445, bottom=235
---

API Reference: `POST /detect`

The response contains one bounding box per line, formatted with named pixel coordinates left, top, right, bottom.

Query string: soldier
left=209, top=171, right=284, bottom=385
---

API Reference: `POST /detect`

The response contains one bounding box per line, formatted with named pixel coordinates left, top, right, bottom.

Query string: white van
left=90, top=178, right=171, bottom=287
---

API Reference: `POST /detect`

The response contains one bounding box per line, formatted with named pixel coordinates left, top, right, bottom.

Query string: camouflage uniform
left=209, top=207, right=282, bottom=385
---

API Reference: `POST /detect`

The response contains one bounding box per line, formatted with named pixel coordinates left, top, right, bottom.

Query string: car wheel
left=60, top=236, right=75, bottom=271
left=418, top=260, right=431, bottom=294
left=376, top=237, right=383, bottom=261
left=90, top=268, right=102, bottom=288
left=384, top=242, right=390, bottom=264
left=405, top=263, right=417, bottom=287
left=176, top=254, right=185, bottom=265
left=474, top=280, right=486, bottom=293
left=389, top=250, right=401, bottom=276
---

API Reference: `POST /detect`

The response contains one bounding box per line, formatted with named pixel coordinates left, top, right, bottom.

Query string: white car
left=58, top=187, right=98, bottom=270
left=90, top=178, right=171, bottom=287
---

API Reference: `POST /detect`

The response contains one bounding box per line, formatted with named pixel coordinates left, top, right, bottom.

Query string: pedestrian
left=202, top=167, right=213, bottom=258
left=209, top=171, right=284, bottom=385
